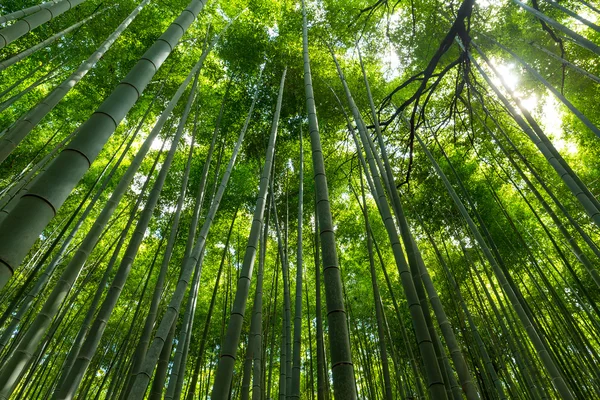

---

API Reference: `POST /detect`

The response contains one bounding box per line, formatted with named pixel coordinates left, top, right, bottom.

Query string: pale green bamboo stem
left=290, top=126, right=304, bottom=399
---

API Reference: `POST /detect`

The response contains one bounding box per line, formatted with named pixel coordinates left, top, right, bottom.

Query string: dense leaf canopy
left=0, top=0, right=599, bottom=399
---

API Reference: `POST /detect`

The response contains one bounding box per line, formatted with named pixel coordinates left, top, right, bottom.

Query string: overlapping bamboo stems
left=478, top=142, right=600, bottom=336
left=119, top=102, right=201, bottom=399
left=512, top=0, right=600, bottom=55
left=168, top=79, right=233, bottom=400
left=0, top=62, right=66, bottom=113
left=127, top=66, right=262, bottom=400
left=103, top=210, right=172, bottom=398
left=312, top=196, right=329, bottom=400
left=186, top=208, right=238, bottom=400
left=164, top=88, right=215, bottom=400
left=0, top=0, right=67, bottom=26
left=545, top=0, right=600, bottom=32
left=211, top=67, right=285, bottom=400
left=361, top=43, right=482, bottom=399
left=272, top=179, right=292, bottom=400
left=33, top=92, right=168, bottom=400
left=467, top=96, right=600, bottom=288
left=0, top=6, right=105, bottom=73
left=80, top=236, right=162, bottom=393
left=240, top=192, right=268, bottom=400
left=77, top=250, right=158, bottom=398
left=416, top=192, right=524, bottom=399
left=329, top=44, right=449, bottom=398
left=526, top=40, right=600, bottom=84
left=251, top=194, right=271, bottom=400
left=470, top=141, right=600, bottom=388
left=577, top=0, right=600, bottom=15
left=0, top=0, right=207, bottom=293
left=5, top=230, right=118, bottom=397
left=356, top=63, right=461, bottom=399
left=0, top=0, right=88, bottom=49
left=466, top=43, right=600, bottom=227
left=0, top=116, right=139, bottom=331
left=351, top=134, right=440, bottom=398
left=304, top=271, right=315, bottom=400
left=0, top=193, right=137, bottom=369
left=183, top=91, right=232, bottom=399
left=265, top=250, right=280, bottom=400
left=0, top=0, right=152, bottom=163
left=353, top=164, right=393, bottom=400
left=53, top=68, right=199, bottom=399
left=415, top=130, right=575, bottom=399
left=0, top=57, right=60, bottom=105
left=333, top=84, right=424, bottom=400
left=477, top=37, right=600, bottom=139
left=0, top=130, right=133, bottom=354
left=0, top=77, right=164, bottom=318
left=0, top=124, right=74, bottom=213
left=343, top=283, right=374, bottom=398
left=445, top=141, right=569, bottom=396
left=0, top=32, right=204, bottom=396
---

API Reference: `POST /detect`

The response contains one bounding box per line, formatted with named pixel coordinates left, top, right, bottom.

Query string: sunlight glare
left=518, top=94, right=537, bottom=112
left=494, top=62, right=519, bottom=91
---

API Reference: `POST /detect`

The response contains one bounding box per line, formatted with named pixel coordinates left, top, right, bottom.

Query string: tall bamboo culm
left=302, top=1, right=357, bottom=398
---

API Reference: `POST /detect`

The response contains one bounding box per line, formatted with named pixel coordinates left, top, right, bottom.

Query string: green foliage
left=1, top=0, right=600, bottom=398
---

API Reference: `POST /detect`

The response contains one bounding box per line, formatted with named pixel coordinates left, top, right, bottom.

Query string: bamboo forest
left=2, top=0, right=600, bottom=398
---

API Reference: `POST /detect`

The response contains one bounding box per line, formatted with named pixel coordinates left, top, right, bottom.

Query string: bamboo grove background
left=0, top=0, right=599, bottom=398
